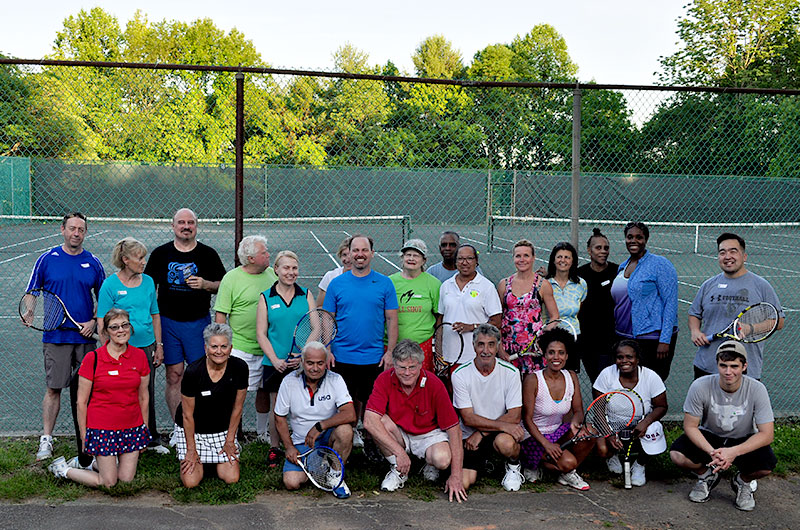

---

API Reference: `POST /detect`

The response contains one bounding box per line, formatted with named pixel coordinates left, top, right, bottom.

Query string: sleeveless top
left=501, top=273, right=545, bottom=373
left=532, top=369, right=574, bottom=435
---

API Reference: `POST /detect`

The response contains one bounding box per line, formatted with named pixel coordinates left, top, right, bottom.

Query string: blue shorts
left=283, top=427, right=335, bottom=473
left=162, top=314, right=210, bottom=365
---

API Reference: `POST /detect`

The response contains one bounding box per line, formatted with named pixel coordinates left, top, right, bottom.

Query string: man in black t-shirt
left=144, top=208, right=227, bottom=420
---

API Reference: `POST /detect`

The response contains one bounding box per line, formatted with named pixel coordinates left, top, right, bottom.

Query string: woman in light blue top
left=545, top=242, right=587, bottom=372
left=96, top=237, right=163, bottom=448
left=611, top=222, right=678, bottom=382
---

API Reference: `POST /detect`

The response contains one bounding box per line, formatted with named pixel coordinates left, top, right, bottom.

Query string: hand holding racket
left=614, top=388, right=645, bottom=490
left=20, top=288, right=97, bottom=340
left=560, top=391, right=635, bottom=450
left=432, top=322, right=464, bottom=376
left=290, top=309, right=337, bottom=362
left=705, top=302, right=779, bottom=343
left=293, top=445, right=344, bottom=492
left=508, top=319, right=578, bottom=361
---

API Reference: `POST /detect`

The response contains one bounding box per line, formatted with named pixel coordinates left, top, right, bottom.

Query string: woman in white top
left=520, top=328, right=594, bottom=490
left=593, top=339, right=667, bottom=486
left=316, top=238, right=352, bottom=307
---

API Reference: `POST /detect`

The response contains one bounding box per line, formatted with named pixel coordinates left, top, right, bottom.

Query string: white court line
left=0, top=230, right=111, bottom=265
left=340, top=230, right=400, bottom=271
left=309, top=230, right=339, bottom=267
left=477, top=233, right=590, bottom=265
left=0, top=232, right=61, bottom=251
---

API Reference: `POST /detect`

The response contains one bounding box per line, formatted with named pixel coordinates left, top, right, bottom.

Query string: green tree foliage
left=660, top=0, right=800, bottom=88
left=412, top=35, right=464, bottom=78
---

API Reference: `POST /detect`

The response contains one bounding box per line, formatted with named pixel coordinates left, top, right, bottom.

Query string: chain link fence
left=1, top=59, right=798, bottom=435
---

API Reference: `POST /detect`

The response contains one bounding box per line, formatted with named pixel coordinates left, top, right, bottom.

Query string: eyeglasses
left=395, top=363, right=421, bottom=374
left=107, top=322, right=131, bottom=331
left=457, top=256, right=476, bottom=262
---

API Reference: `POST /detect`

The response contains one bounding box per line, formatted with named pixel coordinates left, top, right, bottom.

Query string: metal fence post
left=234, top=71, right=244, bottom=266
left=571, top=87, right=581, bottom=249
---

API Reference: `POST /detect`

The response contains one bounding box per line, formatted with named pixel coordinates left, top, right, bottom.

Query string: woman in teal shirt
left=256, top=250, right=315, bottom=462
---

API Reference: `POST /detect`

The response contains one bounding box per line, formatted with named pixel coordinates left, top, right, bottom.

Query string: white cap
left=640, top=421, right=666, bottom=455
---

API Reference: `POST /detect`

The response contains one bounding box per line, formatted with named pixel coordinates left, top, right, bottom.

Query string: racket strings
left=294, top=310, right=337, bottom=349
left=304, top=448, right=342, bottom=489
left=432, top=324, right=449, bottom=375
left=586, top=393, right=635, bottom=437
left=735, top=304, right=778, bottom=341
left=20, top=292, right=66, bottom=331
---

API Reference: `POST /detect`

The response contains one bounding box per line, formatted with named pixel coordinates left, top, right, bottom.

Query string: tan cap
left=716, top=340, right=747, bottom=360
left=401, top=239, right=428, bottom=258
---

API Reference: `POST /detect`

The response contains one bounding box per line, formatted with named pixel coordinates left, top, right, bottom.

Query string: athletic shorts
left=43, top=342, right=96, bottom=389
left=670, top=431, right=777, bottom=475
left=262, top=365, right=291, bottom=393
left=398, top=427, right=449, bottom=460
left=463, top=432, right=500, bottom=471
left=283, top=427, right=335, bottom=473
left=231, top=349, right=264, bottom=391
left=162, top=314, right=210, bottom=366
left=174, top=425, right=240, bottom=464
left=333, top=362, right=381, bottom=403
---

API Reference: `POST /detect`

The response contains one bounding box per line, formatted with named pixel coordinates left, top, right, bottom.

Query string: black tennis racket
left=508, top=319, right=578, bottom=361
left=291, top=309, right=337, bottom=358
left=560, top=391, right=636, bottom=450
left=19, top=288, right=97, bottom=339
left=616, top=388, right=646, bottom=490
left=432, top=322, right=464, bottom=376
left=705, top=302, right=779, bottom=343
left=296, top=445, right=344, bottom=492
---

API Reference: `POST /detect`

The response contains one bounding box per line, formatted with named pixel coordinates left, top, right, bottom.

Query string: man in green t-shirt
left=215, top=235, right=278, bottom=442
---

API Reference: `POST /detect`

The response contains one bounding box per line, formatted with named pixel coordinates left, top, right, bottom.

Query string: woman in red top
left=48, top=308, right=151, bottom=487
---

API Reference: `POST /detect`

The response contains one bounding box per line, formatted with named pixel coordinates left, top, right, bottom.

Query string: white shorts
left=231, top=349, right=264, bottom=391
left=399, top=427, right=449, bottom=460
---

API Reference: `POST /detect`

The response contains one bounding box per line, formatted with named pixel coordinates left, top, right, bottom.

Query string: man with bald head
left=145, top=208, right=226, bottom=420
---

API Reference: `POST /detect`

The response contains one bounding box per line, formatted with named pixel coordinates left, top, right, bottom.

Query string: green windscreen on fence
left=0, top=156, right=31, bottom=215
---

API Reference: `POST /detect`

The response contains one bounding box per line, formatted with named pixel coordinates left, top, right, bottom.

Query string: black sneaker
left=267, top=447, right=284, bottom=468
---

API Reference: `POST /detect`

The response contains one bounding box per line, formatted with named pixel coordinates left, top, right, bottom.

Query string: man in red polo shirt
left=364, top=339, right=467, bottom=502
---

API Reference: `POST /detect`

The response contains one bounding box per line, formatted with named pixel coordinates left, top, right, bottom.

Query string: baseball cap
left=716, top=340, right=747, bottom=361
left=401, top=239, right=428, bottom=258
left=640, top=421, right=666, bottom=455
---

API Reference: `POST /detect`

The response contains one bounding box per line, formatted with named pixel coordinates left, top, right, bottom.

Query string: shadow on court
left=2, top=474, right=798, bottom=529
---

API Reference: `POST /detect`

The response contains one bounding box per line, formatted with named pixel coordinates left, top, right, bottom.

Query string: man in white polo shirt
left=274, top=342, right=356, bottom=499
left=452, top=323, right=525, bottom=491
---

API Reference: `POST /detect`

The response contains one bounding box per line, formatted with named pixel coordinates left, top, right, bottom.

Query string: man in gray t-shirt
left=688, top=233, right=784, bottom=380
left=670, top=341, right=776, bottom=511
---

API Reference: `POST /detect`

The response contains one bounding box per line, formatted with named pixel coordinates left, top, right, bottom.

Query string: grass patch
left=1, top=421, right=797, bottom=504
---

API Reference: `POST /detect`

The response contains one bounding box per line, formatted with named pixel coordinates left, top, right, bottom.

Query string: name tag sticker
left=270, top=304, right=280, bottom=309
left=718, top=283, right=728, bottom=289
left=80, top=263, right=90, bottom=268
left=601, top=280, right=610, bottom=287
left=201, top=390, right=211, bottom=396
left=108, top=370, right=119, bottom=376
left=470, top=290, right=479, bottom=298
left=117, top=290, right=127, bottom=295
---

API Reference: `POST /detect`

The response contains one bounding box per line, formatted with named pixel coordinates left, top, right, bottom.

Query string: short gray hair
left=203, top=322, right=232, bottom=346
left=301, top=341, right=327, bottom=360
left=392, top=339, right=425, bottom=365
left=237, top=235, right=268, bottom=264
left=472, top=323, right=501, bottom=346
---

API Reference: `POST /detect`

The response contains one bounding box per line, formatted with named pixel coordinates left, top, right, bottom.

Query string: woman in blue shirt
left=545, top=242, right=587, bottom=372
left=611, top=222, right=678, bottom=381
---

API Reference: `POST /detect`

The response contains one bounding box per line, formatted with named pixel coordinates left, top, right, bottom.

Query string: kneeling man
left=364, top=339, right=467, bottom=502
left=452, top=324, right=525, bottom=491
left=274, top=342, right=355, bottom=499
left=670, top=340, right=776, bottom=511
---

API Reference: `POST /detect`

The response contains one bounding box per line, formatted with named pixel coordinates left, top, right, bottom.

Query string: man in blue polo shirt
left=24, top=212, right=105, bottom=467
left=323, top=234, right=398, bottom=447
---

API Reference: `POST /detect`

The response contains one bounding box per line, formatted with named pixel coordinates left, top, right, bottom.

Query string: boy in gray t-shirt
left=669, top=341, right=776, bottom=511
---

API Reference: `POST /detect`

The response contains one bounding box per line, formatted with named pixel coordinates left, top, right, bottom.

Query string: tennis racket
left=560, top=391, right=636, bottom=450
left=290, top=309, right=337, bottom=358
left=432, top=322, right=464, bottom=376
left=296, top=445, right=344, bottom=492
left=19, top=288, right=97, bottom=339
left=508, top=319, right=578, bottom=361
left=705, top=302, right=779, bottom=343
left=615, top=388, right=646, bottom=490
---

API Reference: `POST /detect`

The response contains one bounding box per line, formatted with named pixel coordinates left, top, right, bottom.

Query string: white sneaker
left=523, top=467, right=541, bottom=483
left=36, top=435, right=54, bottom=461
left=501, top=462, right=525, bottom=491
left=67, top=456, right=96, bottom=471
left=731, top=473, right=755, bottom=511
left=381, top=465, right=407, bottom=491
left=353, top=428, right=364, bottom=448
left=421, top=463, right=439, bottom=481
left=750, top=479, right=758, bottom=493
left=168, top=429, right=178, bottom=447
left=630, top=461, right=646, bottom=486
left=606, top=455, right=623, bottom=474
left=256, top=432, right=270, bottom=444
left=147, top=444, right=170, bottom=455
left=689, top=468, right=721, bottom=503
left=48, top=456, right=70, bottom=479
left=558, top=469, right=590, bottom=491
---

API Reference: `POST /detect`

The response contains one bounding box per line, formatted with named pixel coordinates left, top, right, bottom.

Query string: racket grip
left=705, top=333, right=713, bottom=342
left=624, top=461, right=631, bottom=489
left=508, top=354, right=519, bottom=361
